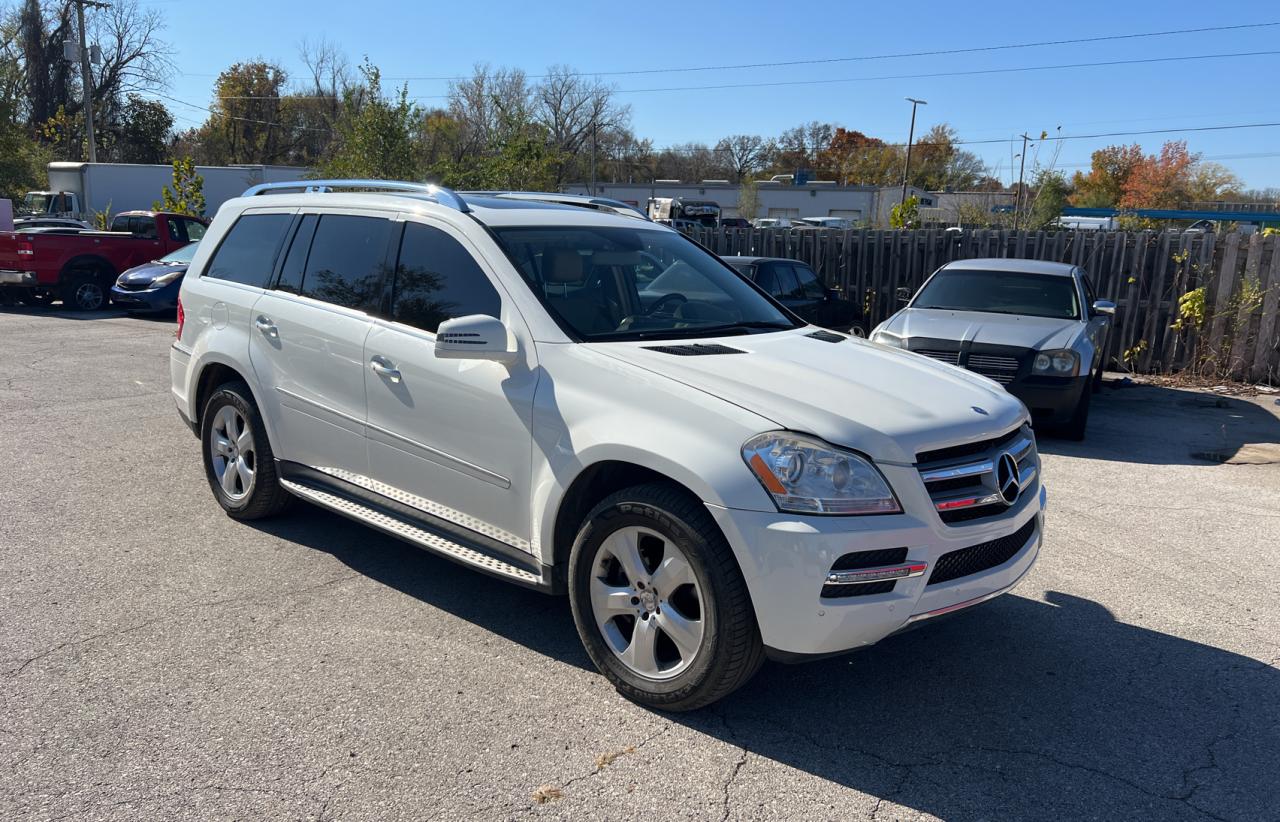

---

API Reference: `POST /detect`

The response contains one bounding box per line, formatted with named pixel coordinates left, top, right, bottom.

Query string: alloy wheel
left=74, top=282, right=105, bottom=310
left=589, top=526, right=705, bottom=680
left=208, top=405, right=256, bottom=500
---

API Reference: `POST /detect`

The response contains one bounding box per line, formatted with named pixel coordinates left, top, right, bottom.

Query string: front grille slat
left=822, top=547, right=908, bottom=599
left=928, top=517, right=1037, bottom=585
left=915, top=425, right=1039, bottom=527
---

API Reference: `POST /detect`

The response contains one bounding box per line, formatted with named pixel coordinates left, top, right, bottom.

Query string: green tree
left=319, top=60, right=419, bottom=180
left=110, top=94, right=172, bottom=163
left=153, top=156, right=205, bottom=217
left=1027, top=170, right=1070, bottom=230
left=890, top=196, right=919, bottom=229
left=0, top=32, right=45, bottom=202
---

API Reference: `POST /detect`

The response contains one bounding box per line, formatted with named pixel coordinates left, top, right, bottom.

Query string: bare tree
left=532, top=65, right=630, bottom=185
left=447, top=64, right=531, bottom=160
left=86, top=0, right=173, bottom=107
left=715, top=134, right=774, bottom=182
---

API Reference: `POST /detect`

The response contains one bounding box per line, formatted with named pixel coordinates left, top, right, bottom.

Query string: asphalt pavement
left=1, top=307, right=1277, bottom=821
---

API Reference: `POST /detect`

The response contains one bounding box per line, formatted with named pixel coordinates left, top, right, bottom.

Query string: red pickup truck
left=0, top=211, right=208, bottom=311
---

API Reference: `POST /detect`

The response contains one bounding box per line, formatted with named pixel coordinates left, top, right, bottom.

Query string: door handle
left=254, top=316, right=278, bottom=338
left=370, top=357, right=401, bottom=383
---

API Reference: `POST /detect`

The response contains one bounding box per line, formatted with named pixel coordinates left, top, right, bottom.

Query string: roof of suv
left=941, top=258, right=1077, bottom=277
left=231, top=182, right=662, bottom=230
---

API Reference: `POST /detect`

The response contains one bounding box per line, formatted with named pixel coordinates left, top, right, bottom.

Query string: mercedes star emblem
left=996, top=452, right=1020, bottom=505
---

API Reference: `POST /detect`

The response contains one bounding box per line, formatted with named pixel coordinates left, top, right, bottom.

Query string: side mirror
left=895, top=287, right=912, bottom=304
left=1092, top=299, right=1116, bottom=316
left=435, top=314, right=517, bottom=364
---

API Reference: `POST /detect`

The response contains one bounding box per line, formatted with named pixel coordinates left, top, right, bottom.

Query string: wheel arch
left=58, top=254, right=117, bottom=283
left=192, top=358, right=258, bottom=432
left=548, top=459, right=732, bottom=574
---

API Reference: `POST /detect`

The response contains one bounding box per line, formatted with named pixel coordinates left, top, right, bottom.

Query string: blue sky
left=142, top=0, right=1280, bottom=189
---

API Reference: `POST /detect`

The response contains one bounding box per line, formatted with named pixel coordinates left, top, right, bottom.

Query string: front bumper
left=709, top=469, right=1045, bottom=658
left=0, top=270, right=38, bottom=286
left=111, top=281, right=179, bottom=312
left=1006, top=375, right=1089, bottom=424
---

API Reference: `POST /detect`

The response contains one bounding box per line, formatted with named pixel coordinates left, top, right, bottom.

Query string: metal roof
left=940, top=258, right=1077, bottom=276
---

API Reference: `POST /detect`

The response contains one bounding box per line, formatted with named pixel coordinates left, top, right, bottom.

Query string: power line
left=205, top=48, right=1280, bottom=102
left=384, top=21, right=1280, bottom=81
left=612, top=50, right=1280, bottom=94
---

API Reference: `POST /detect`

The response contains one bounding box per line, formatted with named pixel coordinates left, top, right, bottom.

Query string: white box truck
left=21, top=162, right=311, bottom=221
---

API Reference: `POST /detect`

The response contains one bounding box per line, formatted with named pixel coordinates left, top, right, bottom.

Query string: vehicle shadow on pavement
left=1037, top=380, right=1280, bottom=466
left=245, top=509, right=596, bottom=672
left=252, top=506, right=1278, bottom=819
left=0, top=305, right=129, bottom=320
left=678, top=591, right=1280, bottom=820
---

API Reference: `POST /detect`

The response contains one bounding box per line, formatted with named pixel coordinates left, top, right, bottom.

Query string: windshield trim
left=484, top=223, right=805, bottom=343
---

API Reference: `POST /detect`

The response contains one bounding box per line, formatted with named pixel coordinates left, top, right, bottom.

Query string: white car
left=751, top=217, right=793, bottom=229
left=171, top=181, right=1045, bottom=710
left=870, top=259, right=1115, bottom=440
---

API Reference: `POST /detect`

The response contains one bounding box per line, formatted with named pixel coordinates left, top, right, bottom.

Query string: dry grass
left=531, top=784, right=564, bottom=804
left=594, top=745, right=637, bottom=771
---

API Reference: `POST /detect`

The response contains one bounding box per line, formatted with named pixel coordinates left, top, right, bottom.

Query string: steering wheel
left=645, top=292, right=688, bottom=316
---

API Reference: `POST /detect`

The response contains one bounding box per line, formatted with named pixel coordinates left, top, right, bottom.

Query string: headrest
left=544, top=250, right=585, bottom=284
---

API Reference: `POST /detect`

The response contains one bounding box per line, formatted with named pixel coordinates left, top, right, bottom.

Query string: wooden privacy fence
left=687, top=227, right=1280, bottom=384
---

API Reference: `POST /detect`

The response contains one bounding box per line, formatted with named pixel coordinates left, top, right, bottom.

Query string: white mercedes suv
left=171, top=181, right=1045, bottom=710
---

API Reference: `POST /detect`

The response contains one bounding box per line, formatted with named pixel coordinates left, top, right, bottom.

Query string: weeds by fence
left=687, top=227, right=1280, bottom=384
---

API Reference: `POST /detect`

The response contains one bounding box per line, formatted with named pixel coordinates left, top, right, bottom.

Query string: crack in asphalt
left=1, top=572, right=361, bottom=679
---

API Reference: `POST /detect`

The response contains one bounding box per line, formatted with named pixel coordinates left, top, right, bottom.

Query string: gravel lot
left=2, top=307, right=1278, bottom=821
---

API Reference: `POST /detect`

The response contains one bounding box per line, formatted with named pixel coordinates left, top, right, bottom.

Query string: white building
left=564, top=181, right=895, bottom=226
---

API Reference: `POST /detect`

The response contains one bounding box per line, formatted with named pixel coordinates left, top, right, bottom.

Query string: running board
left=279, top=479, right=549, bottom=590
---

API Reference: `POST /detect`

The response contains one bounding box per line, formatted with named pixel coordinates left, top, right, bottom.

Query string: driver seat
left=542, top=250, right=617, bottom=335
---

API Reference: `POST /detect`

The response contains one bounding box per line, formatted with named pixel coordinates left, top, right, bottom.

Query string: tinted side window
left=754, top=265, right=780, bottom=296
left=392, top=223, right=501, bottom=333
left=300, top=215, right=391, bottom=311
left=182, top=219, right=207, bottom=242
left=1081, top=273, right=1099, bottom=308
left=110, top=215, right=130, bottom=233
left=794, top=265, right=826, bottom=300
left=203, top=213, right=292, bottom=287
left=276, top=215, right=317, bottom=295
left=773, top=264, right=803, bottom=300
left=166, top=217, right=188, bottom=243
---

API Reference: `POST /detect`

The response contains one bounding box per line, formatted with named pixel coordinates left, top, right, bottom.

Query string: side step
left=279, top=479, right=547, bottom=590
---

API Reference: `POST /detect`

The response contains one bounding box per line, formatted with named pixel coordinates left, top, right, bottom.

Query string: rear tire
left=200, top=381, right=292, bottom=520
left=568, top=482, right=765, bottom=711
left=60, top=270, right=109, bottom=311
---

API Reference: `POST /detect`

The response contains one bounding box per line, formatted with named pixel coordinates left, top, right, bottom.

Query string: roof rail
left=240, top=179, right=469, bottom=213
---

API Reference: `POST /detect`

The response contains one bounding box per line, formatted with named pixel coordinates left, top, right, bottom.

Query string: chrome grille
left=916, top=425, right=1039, bottom=525
left=917, top=349, right=960, bottom=366
left=966, top=354, right=1020, bottom=384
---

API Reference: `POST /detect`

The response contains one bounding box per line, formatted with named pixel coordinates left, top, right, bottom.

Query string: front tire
left=568, top=482, right=764, bottom=711
left=1061, top=384, right=1091, bottom=441
left=200, top=381, right=292, bottom=520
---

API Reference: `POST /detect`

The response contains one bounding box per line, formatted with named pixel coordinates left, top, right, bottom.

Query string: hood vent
left=643, top=343, right=747, bottom=356
left=806, top=330, right=845, bottom=343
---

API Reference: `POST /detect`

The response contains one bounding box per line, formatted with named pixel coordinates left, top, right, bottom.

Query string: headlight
left=870, top=330, right=904, bottom=348
left=742, top=432, right=901, bottom=515
left=149, top=269, right=184, bottom=288
left=1032, top=349, right=1079, bottom=376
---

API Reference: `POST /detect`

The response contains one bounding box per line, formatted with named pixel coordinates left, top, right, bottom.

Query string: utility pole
left=900, top=97, right=927, bottom=210
left=589, top=117, right=598, bottom=195
left=1013, top=133, right=1031, bottom=231
left=73, top=0, right=109, bottom=164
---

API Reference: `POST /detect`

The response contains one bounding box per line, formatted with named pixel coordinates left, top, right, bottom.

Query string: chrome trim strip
left=934, top=492, right=1004, bottom=512
left=920, top=459, right=993, bottom=483
left=1009, top=436, right=1034, bottom=460
left=365, top=422, right=511, bottom=489
left=280, top=480, right=539, bottom=584
left=826, top=562, right=928, bottom=586
left=313, top=466, right=529, bottom=551
left=1019, top=464, right=1038, bottom=488
left=275, top=386, right=365, bottom=428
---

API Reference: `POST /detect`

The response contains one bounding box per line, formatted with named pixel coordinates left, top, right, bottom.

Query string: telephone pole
left=1013, top=133, right=1031, bottom=231
left=73, top=0, right=109, bottom=164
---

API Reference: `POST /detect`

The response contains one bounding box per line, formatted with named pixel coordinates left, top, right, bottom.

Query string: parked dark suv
left=721, top=256, right=864, bottom=335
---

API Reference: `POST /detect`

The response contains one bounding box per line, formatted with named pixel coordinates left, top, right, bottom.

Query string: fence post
left=1250, top=236, right=1280, bottom=383
left=1206, top=233, right=1243, bottom=363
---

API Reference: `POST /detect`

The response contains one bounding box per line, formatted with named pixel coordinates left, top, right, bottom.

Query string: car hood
left=118, top=261, right=188, bottom=285
left=587, top=329, right=1027, bottom=464
left=881, top=308, right=1081, bottom=350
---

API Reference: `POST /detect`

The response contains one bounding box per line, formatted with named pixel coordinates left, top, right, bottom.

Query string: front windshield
left=491, top=226, right=798, bottom=341
left=160, top=242, right=199, bottom=264
left=913, top=269, right=1080, bottom=320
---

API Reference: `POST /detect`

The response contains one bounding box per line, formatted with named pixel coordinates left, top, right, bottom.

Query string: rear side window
left=275, top=215, right=318, bottom=295
left=203, top=213, right=291, bottom=287
left=300, top=215, right=392, bottom=311
left=770, top=264, right=802, bottom=300
left=391, top=223, right=501, bottom=332
left=794, top=265, right=826, bottom=300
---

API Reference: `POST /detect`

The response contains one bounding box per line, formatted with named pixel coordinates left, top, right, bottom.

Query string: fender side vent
left=806, top=330, right=845, bottom=343
left=643, top=343, right=747, bottom=356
